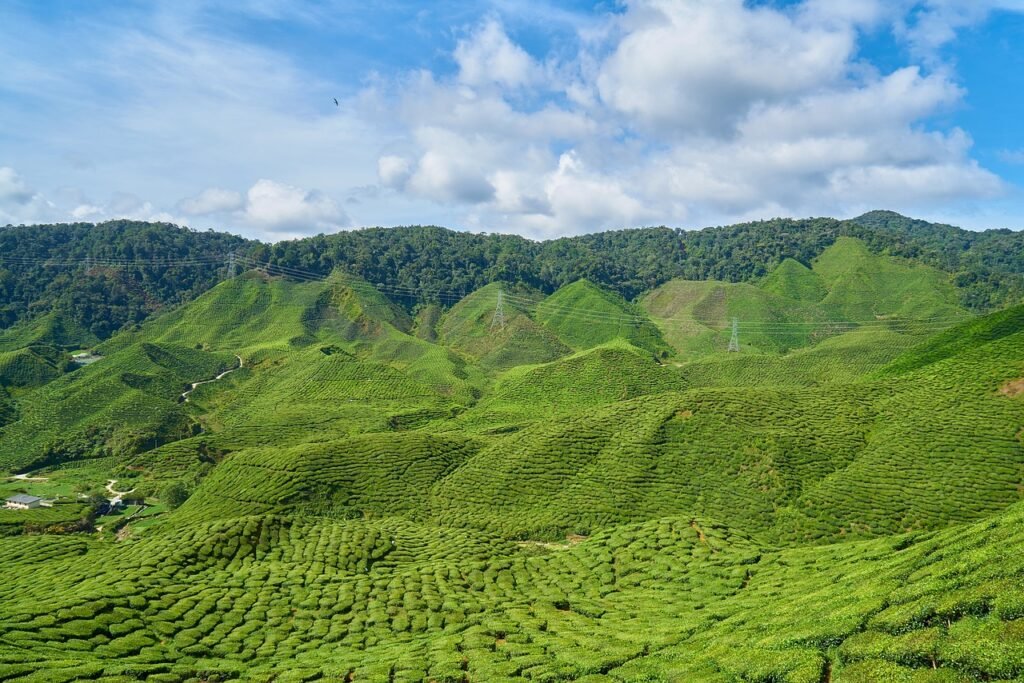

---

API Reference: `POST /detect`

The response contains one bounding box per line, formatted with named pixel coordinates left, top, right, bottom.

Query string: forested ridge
left=0, top=221, right=252, bottom=338
left=3, top=211, right=1023, bottom=341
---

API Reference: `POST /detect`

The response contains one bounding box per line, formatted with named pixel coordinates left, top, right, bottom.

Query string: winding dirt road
left=180, top=355, right=243, bottom=403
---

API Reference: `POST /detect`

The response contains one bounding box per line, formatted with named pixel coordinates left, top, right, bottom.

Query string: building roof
left=7, top=494, right=42, bottom=504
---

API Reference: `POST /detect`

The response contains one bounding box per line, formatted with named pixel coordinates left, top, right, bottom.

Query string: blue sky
left=1, top=0, right=1023, bottom=241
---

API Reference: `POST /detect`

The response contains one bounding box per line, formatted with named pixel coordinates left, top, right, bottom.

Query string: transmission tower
left=84, top=255, right=92, bottom=272
left=727, top=317, right=740, bottom=352
left=490, top=288, right=506, bottom=331
left=226, top=251, right=237, bottom=278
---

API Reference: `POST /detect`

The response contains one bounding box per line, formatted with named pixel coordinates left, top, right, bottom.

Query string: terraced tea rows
left=0, top=501, right=1021, bottom=681
left=0, top=239, right=1020, bottom=681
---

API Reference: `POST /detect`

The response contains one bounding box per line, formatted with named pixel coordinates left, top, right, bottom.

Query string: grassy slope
left=641, top=279, right=836, bottom=355
left=0, top=266, right=1020, bottom=681
left=457, top=341, right=687, bottom=432
left=641, top=237, right=971, bottom=359
left=436, top=307, right=1024, bottom=544
left=0, top=310, right=98, bottom=353
left=0, top=345, right=69, bottom=389
left=677, top=326, right=921, bottom=387
left=814, top=236, right=968, bottom=321
left=441, top=283, right=571, bottom=371
left=0, top=499, right=1021, bottom=680
left=0, top=342, right=235, bottom=473
left=536, top=279, right=671, bottom=356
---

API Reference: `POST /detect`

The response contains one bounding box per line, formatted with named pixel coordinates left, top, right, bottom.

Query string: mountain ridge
left=3, top=212, right=1022, bottom=342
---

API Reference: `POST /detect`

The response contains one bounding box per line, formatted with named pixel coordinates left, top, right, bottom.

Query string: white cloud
left=178, top=188, right=244, bottom=215
left=596, top=0, right=856, bottom=135
left=242, top=179, right=348, bottom=237
left=454, top=19, right=540, bottom=90
left=377, top=156, right=412, bottom=189
left=895, top=1, right=1024, bottom=54
left=2, top=0, right=1021, bottom=238
left=70, top=204, right=104, bottom=220
left=364, top=2, right=1013, bottom=236
left=0, top=167, right=36, bottom=205
left=0, top=167, right=59, bottom=225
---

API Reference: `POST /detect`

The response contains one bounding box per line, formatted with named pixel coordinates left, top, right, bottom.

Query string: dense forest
left=0, top=221, right=252, bottom=338
left=2, top=211, right=1023, bottom=341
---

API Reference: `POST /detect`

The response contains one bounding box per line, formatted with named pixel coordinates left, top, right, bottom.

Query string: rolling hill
left=0, top=216, right=1021, bottom=682
left=642, top=236, right=970, bottom=358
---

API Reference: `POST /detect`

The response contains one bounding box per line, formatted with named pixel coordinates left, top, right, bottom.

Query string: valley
left=0, top=220, right=1021, bottom=681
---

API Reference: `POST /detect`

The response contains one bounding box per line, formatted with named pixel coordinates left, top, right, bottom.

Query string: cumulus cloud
left=0, top=167, right=59, bottom=225
left=70, top=204, right=104, bottom=220
left=178, top=187, right=244, bottom=215
left=596, top=0, right=856, bottom=135
left=378, top=156, right=413, bottom=190
left=999, top=149, right=1024, bottom=165
left=454, top=19, right=541, bottom=90
left=242, top=179, right=348, bottom=237
left=3, top=1, right=1020, bottom=238
left=367, top=1, right=1015, bottom=235
left=0, top=167, right=36, bottom=205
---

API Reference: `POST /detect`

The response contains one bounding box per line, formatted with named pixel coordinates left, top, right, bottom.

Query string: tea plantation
left=0, top=236, right=1021, bottom=682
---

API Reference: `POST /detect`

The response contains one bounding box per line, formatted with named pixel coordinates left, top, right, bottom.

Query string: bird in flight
left=333, top=98, right=339, bottom=106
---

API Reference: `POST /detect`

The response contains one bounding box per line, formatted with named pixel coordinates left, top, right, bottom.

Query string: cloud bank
left=0, top=0, right=1020, bottom=239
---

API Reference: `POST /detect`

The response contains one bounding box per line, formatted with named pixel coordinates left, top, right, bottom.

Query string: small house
left=5, top=494, right=42, bottom=510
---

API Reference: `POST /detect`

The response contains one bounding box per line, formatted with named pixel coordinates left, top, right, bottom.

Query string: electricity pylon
left=727, top=317, right=740, bottom=352
left=490, top=288, right=506, bottom=331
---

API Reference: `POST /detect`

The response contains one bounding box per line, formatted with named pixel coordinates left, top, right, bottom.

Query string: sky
left=1, top=0, right=1023, bottom=242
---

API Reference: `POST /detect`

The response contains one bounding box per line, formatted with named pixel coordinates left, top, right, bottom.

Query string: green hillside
left=0, top=345, right=71, bottom=389
left=641, top=278, right=835, bottom=354
left=461, top=341, right=687, bottom=430
left=0, top=342, right=236, bottom=473
left=814, top=236, right=968, bottom=321
left=0, top=220, right=1022, bottom=681
left=0, top=310, right=98, bottom=353
left=535, top=280, right=670, bottom=356
left=760, top=257, right=828, bottom=301
left=642, top=237, right=970, bottom=359
left=441, top=283, right=571, bottom=371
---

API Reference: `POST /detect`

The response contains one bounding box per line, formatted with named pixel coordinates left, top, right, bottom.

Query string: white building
left=5, top=494, right=42, bottom=510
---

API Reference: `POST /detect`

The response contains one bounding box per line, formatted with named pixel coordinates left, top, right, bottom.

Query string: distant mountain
left=0, top=220, right=252, bottom=338
left=1, top=216, right=1023, bottom=680
left=2, top=212, right=1022, bottom=347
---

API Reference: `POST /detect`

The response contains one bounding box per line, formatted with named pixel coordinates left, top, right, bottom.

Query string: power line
left=490, top=289, right=505, bottom=331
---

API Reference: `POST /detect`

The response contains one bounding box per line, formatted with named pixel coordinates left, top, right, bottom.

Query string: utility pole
left=490, top=288, right=506, bottom=331
left=727, top=317, right=740, bottom=352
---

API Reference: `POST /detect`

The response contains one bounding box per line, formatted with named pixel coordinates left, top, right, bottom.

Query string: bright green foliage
left=642, top=278, right=835, bottom=354
left=814, top=237, right=967, bottom=321
left=0, top=220, right=252, bottom=335
left=0, top=311, right=98, bottom=353
left=0, top=229, right=1022, bottom=681
left=0, top=386, right=13, bottom=426
left=160, top=482, right=189, bottom=510
left=0, top=345, right=70, bottom=389
left=0, top=342, right=235, bottom=472
left=761, top=257, right=828, bottom=302
left=536, top=280, right=670, bottom=356
left=441, top=283, right=571, bottom=371
left=642, top=237, right=969, bottom=358
left=461, top=342, right=685, bottom=430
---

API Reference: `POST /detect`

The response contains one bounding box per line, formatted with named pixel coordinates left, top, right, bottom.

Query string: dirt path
left=7, top=473, right=48, bottom=482
left=999, top=377, right=1024, bottom=398
left=181, top=355, right=243, bottom=402
left=105, top=479, right=135, bottom=506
